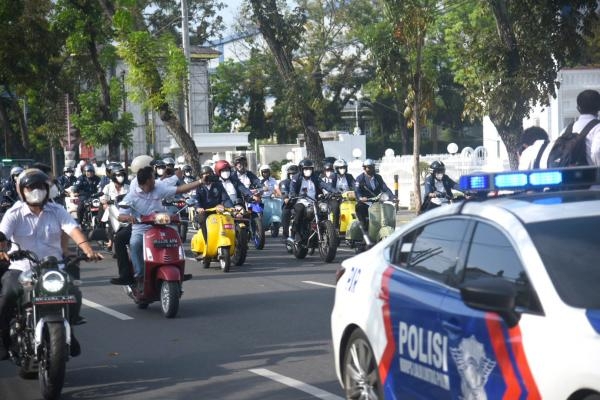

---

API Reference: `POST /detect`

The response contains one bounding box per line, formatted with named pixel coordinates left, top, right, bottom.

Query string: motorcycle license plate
left=153, top=238, right=179, bottom=248
left=33, top=294, right=77, bottom=305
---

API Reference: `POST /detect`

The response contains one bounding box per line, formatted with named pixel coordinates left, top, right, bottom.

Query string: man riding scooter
left=420, top=160, right=462, bottom=213
left=354, top=159, right=395, bottom=232
left=279, top=164, right=298, bottom=241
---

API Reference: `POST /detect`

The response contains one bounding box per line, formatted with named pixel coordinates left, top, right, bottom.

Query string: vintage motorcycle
left=230, top=201, right=250, bottom=267
left=4, top=248, right=87, bottom=400
left=190, top=205, right=237, bottom=272
left=286, top=193, right=338, bottom=263
left=118, top=201, right=191, bottom=318
left=262, top=195, right=283, bottom=238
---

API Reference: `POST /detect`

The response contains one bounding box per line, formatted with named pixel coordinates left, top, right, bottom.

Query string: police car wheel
left=342, top=329, right=383, bottom=400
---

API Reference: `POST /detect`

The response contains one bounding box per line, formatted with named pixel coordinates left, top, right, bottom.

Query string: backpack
left=547, top=119, right=600, bottom=168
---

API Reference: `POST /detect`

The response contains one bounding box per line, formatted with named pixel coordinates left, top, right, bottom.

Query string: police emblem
left=449, top=335, right=496, bottom=400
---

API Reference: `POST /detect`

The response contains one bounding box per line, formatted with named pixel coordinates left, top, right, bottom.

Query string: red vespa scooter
left=125, top=211, right=192, bottom=318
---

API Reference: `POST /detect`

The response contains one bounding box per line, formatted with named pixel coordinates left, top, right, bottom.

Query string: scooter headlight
left=154, top=213, right=171, bottom=225
left=318, top=202, right=329, bottom=213
left=41, top=271, right=66, bottom=293
left=92, top=198, right=101, bottom=208
left=216, top=205, right=225, bottom=213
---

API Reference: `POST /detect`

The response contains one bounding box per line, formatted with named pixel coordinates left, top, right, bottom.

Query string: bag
left=547, top=119, right=600, bottom=168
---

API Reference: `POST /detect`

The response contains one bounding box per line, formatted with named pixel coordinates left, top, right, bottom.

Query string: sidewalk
left=396, top=208, right=417, bottom=227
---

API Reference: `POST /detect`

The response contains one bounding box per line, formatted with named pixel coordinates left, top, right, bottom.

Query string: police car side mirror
left=459, top=278, right=521, bottom=328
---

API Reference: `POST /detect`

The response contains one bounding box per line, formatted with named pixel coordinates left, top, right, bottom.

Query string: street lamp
left=353, top=87, right=362, bottom=136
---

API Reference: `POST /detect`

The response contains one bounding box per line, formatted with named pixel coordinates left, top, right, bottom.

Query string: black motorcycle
left=287, top=193, right=338, bottom=263
left=5, top=248, right=87, bottom=400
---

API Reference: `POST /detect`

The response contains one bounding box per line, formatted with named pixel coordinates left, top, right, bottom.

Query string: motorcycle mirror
left=185, top=198, right=197, bottom=206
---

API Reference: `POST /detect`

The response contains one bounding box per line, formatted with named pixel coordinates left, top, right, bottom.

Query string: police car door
left=384, top=218, right=471, bottom=398
left=440, top=220, right=542, bottom=399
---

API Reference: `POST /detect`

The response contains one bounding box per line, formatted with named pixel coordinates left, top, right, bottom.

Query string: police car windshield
left=526, top=216, right=600, bottom=309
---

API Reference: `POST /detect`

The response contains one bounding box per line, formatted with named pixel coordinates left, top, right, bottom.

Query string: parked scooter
left=262, top=195, right=283, bottom=238
left=118, top=202, right=191, bottom=318
left=347, top=192, right=396, bottom=253
left=190, top=206, right=236, bottom=272
left=287, top=193, right=338, bottom=263
left=4, top=248, right=87, bottom=400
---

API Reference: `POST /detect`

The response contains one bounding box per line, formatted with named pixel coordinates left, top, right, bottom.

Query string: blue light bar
left=458, top=166, right=600, bottom=192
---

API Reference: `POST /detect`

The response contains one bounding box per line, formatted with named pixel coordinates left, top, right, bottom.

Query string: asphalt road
left=0, top=232, right=357, bottom=400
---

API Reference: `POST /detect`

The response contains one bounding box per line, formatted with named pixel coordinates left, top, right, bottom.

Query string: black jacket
left=289, top=174, right=337, bottom=199
left=354, top=172, right=394, bottom=199
left=232, top=170, right=262, bottom=189
left=194, top=179, right=233, bottom=209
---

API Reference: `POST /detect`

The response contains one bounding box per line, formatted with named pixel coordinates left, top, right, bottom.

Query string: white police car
left=331, top=167, right=600, bottom=400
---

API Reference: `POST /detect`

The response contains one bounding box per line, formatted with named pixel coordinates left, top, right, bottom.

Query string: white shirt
left=300, top=178, right=316, bottom=199
left=120, top=181, right=177, bottom=234
left=262, top=177, right=278, bottom=197
left=0, top=202, right=79, bottom=272
left=102, top=181, right=129, bottom=202
left=518, top=139, right=550, bottom=170
left=221, top=180, right=238, bottom=203
left=336, top=175, right=350, bottom=192
left=574, top=114, right=600, bottom=166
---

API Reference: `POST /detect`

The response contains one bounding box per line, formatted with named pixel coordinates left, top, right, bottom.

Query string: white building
left=483, top=67, right=600, bottom=168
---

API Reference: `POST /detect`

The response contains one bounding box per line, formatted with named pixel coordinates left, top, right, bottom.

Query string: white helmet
left=259, top=164, right=271, bottom=172
left=333, top=159, right=347, bottom=169
left=130, top=155, right=154, bottom=174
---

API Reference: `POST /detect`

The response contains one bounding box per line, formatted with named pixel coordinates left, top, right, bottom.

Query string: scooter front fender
left=156, top=265, right=182, bottom=282
left=217, top=236, right=232, bottom=248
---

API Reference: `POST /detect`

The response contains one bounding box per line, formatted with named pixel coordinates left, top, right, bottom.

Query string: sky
left=220, top=0, right=243, bottom=34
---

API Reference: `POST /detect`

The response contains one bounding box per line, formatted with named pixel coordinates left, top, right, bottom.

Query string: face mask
left=185, top=172, right=192, bottom=177
left=220, top=171, right=231, bottom=180
left=156, top=168, right=165, bottom=176
left=303, top=169, right=313, bottom=178
left=49, top=185, right=59, bottom=199
left=337, top=168, right=346, bottom=175
left=325, top=170, right=333, bottom=178
left=24, top=188, right=47, bottom=205
left=116, top=176, right=125, bottom=183
left=435, top=173, right=444, bottom=180
left=66, top=172, right=73, bottom=177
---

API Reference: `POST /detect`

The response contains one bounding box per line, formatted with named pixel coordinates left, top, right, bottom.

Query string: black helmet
left=299, top=159, right=314, bottom=169
left=286, top=164, right=299, bottom=176
left=429, top=160, right=445, bottom=174
left=84, top=164, right=95, bottom=173
left=153, top=160, right=166, bottom=168
left=163, top=157, right=176, bottom=167
left=323, top=161, right=333, bottom=171
left=234, top=155, right=247, bottom=165
left=200, top=165, right=214, bottom=176
left=63, top=166, right=74, bottom=173
left=18, top=168, right=50, bottom=205
left=111, top=167, right=127, bottom=182
left=182, top=164, right=192, bottom=173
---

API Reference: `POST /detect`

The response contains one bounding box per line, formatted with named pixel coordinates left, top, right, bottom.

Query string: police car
left=331, top=167, right=600, bottom=400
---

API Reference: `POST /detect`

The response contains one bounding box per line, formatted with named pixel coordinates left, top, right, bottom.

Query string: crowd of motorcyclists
left=0, top=152, right=409, bottom=368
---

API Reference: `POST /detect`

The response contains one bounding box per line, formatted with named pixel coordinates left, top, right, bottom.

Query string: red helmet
left=214, top=160, right=231, bottom=175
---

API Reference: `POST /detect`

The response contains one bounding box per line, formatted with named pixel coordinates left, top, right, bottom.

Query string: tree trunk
left=412, top=36, right=424, bottom=211
left=158, top=104, right=202, bottom=174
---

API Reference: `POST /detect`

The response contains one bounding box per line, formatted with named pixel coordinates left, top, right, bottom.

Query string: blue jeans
left=130, top=230, right=144, bottom=278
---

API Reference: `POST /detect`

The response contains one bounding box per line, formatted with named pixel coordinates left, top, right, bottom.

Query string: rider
left=194, top=166, right=234, bottom=253
left=72, top=164, right=101, bottom=223
left=421, top=160, right=461, bottom=213
left=288, top=159, right=337, bottom=242
left=279, top=164, right=298, bottom=240
left=98, top=162, right=120, bottom=192
left=181, top=164, right=196, bottom=184
left=58, top=166, right=77, bottom=191
left=214, top=160, right=252, bottom=205
left=259, top=164, right=279, bottom=197
left=232, top=155, right=262, bottom=190
left=354, top=159, right=395, bottom=231
left=101, top=166, right=130, bottom=250
left=325, top=159, right=356, bottom=231
left=118, top=166, right=204, bottom=288
left=0, top=168, right=103, bottom=360
left=0, top=167, right=24, bottom=207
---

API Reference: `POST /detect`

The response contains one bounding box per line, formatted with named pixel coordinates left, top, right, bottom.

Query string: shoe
left=72, top=315, right=87, bottom=326
left=110, top=276, right=134, bottom=285
left=135, top=276, right=144, bottom=292
left=70, top=335, right=81, bottom=357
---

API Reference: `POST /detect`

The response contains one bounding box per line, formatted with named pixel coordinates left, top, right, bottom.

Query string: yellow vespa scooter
left=337, top=190, right=357, bottom=240
left=190, top=206, right=236, bottom=272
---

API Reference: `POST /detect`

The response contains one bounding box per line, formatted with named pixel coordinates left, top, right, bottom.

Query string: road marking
left=302, top=280, right=336, bottom=289
left=249, top=368, right=343, bottom=400
left=82, top=299, right=134, bottom=320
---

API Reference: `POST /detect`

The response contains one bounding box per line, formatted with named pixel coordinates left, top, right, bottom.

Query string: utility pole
left=181, top=0, right=193, bottom=135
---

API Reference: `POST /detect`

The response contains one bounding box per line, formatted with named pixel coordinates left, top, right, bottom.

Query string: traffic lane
left=0, top=240, right=347, bottom=399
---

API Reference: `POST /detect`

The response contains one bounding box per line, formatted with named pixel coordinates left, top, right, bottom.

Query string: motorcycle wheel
left=219, top=246, right=231, bottom=273
left=270, top=222, right=280, bottom=238
left=319, top=220, right=338, bottom=263
left=160, top=281, right=180, bottom=318
left=252, top=216, right=265, bottom=250
left=179, top=222, right=188, bottom=243
left=38, top=323, right=67, bottom=400
left=293, top=241, right=309, bottom=259
left=232, top=227, right=248, bottom=266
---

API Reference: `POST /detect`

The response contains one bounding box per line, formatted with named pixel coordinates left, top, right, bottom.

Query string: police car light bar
left=459, top=166, right=600, bottom=192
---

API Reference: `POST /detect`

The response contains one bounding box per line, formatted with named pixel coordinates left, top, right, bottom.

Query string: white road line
left=302, top=280, right=336, bottom=289
left=249, top=368, right=343, bottom=400
left=82, top=299, right=134, bottom=320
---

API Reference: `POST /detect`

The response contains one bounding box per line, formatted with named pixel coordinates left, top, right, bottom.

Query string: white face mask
left=325, top=170, right=333, bottom=178
left=220, top=171, right=231, bottom=180
left=185, top=172, right=192, bottom=176
left=303, top=169, right=313, bottom=178
left=116, top=176, right=125, bottom=183
left=337, top=168, right=346, bottom=175
left=66, top=172, right=73, bottom=177
left=157, top=168, right=165, bottom=176
left=24, top=188, right=47, bottom=204
left=435, top=173, right=444, bottom=180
